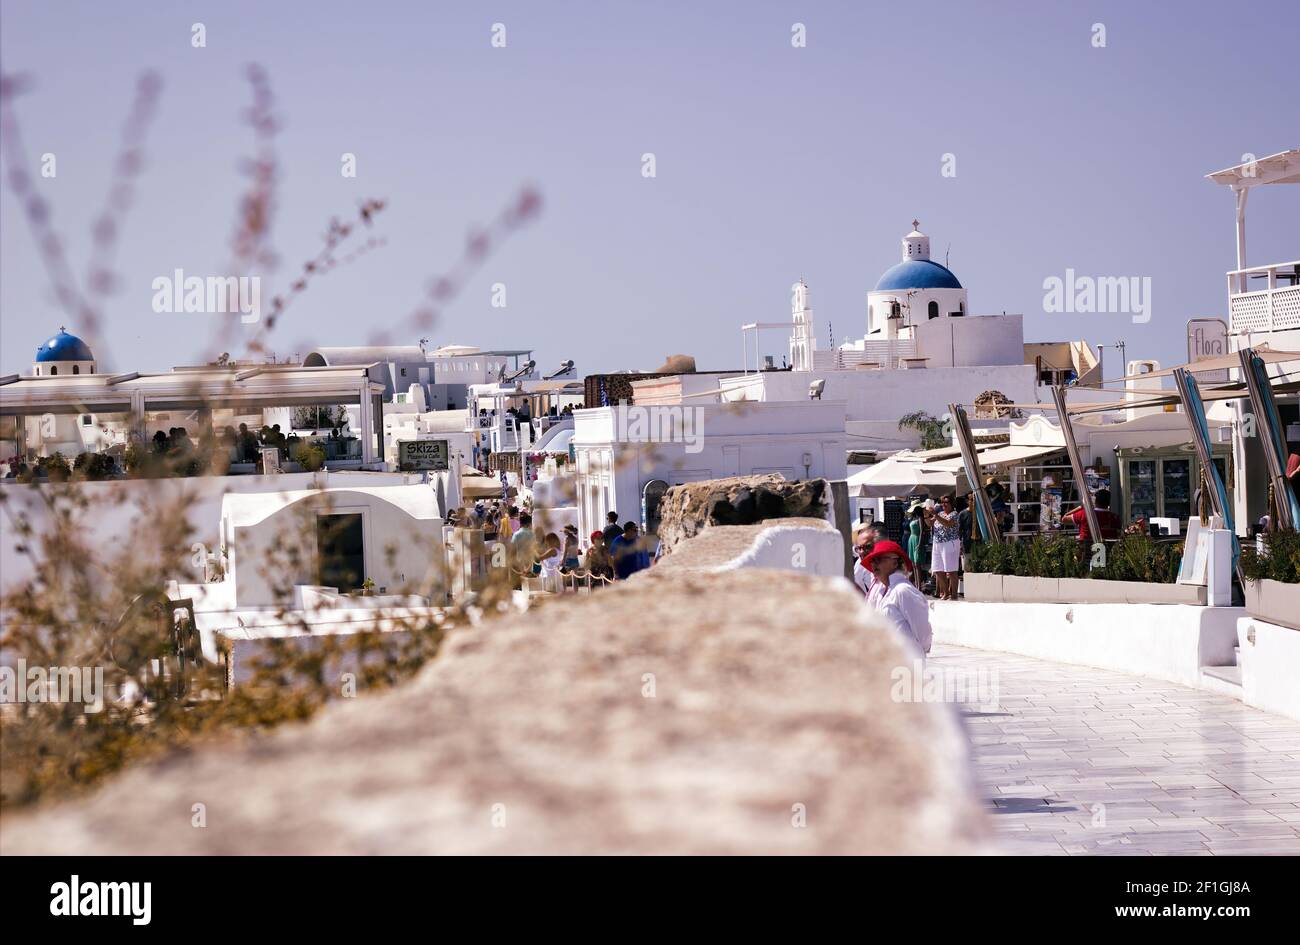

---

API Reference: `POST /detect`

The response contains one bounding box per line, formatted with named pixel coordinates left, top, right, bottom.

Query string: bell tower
left=902, top=219, right=930, bottom=261
left=789, top=278, right=817, bottom=371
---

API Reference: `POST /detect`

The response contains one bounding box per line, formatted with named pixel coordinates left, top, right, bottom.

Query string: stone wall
left=655, top=473, right=832, bottom=550
left=649, top=518, right=844, bottom=578
left=0, top=526, right=989, bottom=855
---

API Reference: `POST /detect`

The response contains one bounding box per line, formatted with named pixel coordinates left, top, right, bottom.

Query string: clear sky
left=1, top=0, right=1296, bottom=379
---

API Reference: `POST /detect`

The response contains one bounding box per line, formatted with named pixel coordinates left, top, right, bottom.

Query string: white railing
left=813, top=339, right=920, bottom=371
left=463, top=413, right=521, bottom=451
left=1227, top=261, right=1300, bottom=334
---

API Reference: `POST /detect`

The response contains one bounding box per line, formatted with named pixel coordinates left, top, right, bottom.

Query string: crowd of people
left=852, top=484, right=1131, bottom=656
left=448, top=503, right=657, bottom=589
left=900, top=493, right=975, bottom=601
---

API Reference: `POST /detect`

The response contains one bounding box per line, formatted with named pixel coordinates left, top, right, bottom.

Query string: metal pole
left=949, top=403, right=1001, bottom=543
left=1238, top=347, right=1296, bottom=530
left=1051, top=385, right=1103, bottom=557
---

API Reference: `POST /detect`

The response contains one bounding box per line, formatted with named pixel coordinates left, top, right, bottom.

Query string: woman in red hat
left=862, top=540, right=932, bottom=656
left=583, top=529, right=614, bottom=583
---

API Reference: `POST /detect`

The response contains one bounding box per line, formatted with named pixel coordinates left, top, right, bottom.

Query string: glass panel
left=1162, top=458, right=1191, bottom=522
left=1128, top=460, right=1157, bottom=521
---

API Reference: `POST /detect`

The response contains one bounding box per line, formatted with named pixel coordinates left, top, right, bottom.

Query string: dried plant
left=0, top=474, right=526, bottom=811
left=0, top=64, right=544, bottom=814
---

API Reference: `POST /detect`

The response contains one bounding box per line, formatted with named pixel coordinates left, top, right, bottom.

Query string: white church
left=786, top=221, right=1029, bottom=373
left=727, top=221, right=1058, bottom=453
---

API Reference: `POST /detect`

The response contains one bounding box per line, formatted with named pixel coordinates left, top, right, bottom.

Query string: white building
left=864, top=221, right=968, bottom=337
left=789, top=278, right=817, bottom=371
left=569, top=400, right=847, bottom=538
left=30, top=328, right=98, bottom=377
left=731, top=222, right=1050, bottom=455
left=2, top=358, right=389, bottom=468
left=1203, top=150, right=1300, bottom=531
left=303, top=344, right=544, bottom=411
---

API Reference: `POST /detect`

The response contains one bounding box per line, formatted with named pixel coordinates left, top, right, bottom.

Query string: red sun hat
left=863, top=539, right=914, bottom=573
left=590, top=530, right=604, bottom=542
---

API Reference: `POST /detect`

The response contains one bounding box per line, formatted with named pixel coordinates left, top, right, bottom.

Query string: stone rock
left=0, top=528, right=989, bottom=855
left=656, top=473, right=830, bottom=550
left=653, top=354, right=696, bottom=373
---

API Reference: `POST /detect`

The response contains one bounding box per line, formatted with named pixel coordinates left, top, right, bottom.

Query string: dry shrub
left=0, top=474, right=517, bottom=812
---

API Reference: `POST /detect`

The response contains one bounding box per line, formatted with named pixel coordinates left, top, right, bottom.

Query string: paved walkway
left=929, top=644, right=1300, bottom=855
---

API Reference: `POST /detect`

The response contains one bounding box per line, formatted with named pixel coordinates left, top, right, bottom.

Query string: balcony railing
left=813, top=339, right=921, bottom=371
left=1227, top=261, right=1300, bottom=334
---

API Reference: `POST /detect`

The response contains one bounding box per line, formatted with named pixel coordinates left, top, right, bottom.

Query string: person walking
left=561, top=524, right=581, bottom=571
left=1062, top=488, right=1121, bottom=546
left=906, top=502, right=925, bottom=587
left=927, top=493, right=962, bottom=600
left=863, top=539, right=932, bottom=656
left=956, top=496, right=973, bottom=554
left=601, top=511, right=622, bottom=546
left=584, top=530, right=615, bottom=583
left=609, top=521, right=650, bottom=580
left=852, top=522, right=888, bottom=596
left=538, top=532, right=563, bottom=587
left=510, top=511, right=537, bottom=575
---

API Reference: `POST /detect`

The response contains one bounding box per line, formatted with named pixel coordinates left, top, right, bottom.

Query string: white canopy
left=850, top=443, right=1064, bottom=499
left=849, top=451, right=965, bottom=499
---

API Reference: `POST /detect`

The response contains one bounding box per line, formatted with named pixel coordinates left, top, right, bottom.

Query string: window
left=50, top=366, right=57, bottom=375
left=82, top=415, right=93, bottom=426
left=400, top=368, right=407, bottom=377
left=73, top=365, right=80, bottom=374
left=927, top=301, right=939, bottom=320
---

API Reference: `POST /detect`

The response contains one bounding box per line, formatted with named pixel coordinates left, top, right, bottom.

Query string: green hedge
left=1240, top=530, right=1300, bottom=584
left=966, top=533, right=1182, bottom=584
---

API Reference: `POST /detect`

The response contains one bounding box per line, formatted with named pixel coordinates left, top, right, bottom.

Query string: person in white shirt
left=862, top=539, right=933, bottom=656
left=851, top=522, right=888, bottom=596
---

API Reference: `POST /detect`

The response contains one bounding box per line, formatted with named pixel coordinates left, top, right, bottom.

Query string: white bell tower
left=789, top=278, right=817, bottom=371
left=903, top=219, right=930, bottom=260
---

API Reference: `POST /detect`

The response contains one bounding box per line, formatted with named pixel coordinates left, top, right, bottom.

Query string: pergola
left=0, top=363, right=388, bottom=465
left=1205, top=149, right=1300, bottom=271
left=948, top=348, right=1300, bottom=572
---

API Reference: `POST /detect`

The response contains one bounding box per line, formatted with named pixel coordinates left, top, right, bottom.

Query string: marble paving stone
left=929, top=643, right=1300, bottom=857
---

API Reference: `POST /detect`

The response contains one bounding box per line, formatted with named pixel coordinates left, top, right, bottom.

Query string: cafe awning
left=923, top=443, right=1066, bottom=473
left=849, top=443, right=1063, bottom=498
left=849, top=453, right=963, bottom=499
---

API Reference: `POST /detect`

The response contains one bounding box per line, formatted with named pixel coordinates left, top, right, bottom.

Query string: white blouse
left=866, top=571, right=933, bottom=655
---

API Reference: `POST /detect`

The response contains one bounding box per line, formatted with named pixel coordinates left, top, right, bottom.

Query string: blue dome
left=35, top=329, right=94, bottom=363
left=873, top=259, right=963, bottom=291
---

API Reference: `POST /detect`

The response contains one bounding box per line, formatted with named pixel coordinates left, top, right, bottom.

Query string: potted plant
left=1241, top=531, right=1300, bottom=630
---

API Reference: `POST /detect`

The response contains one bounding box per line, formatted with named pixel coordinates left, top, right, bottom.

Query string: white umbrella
left=848, top=452, right=964, bottom=499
